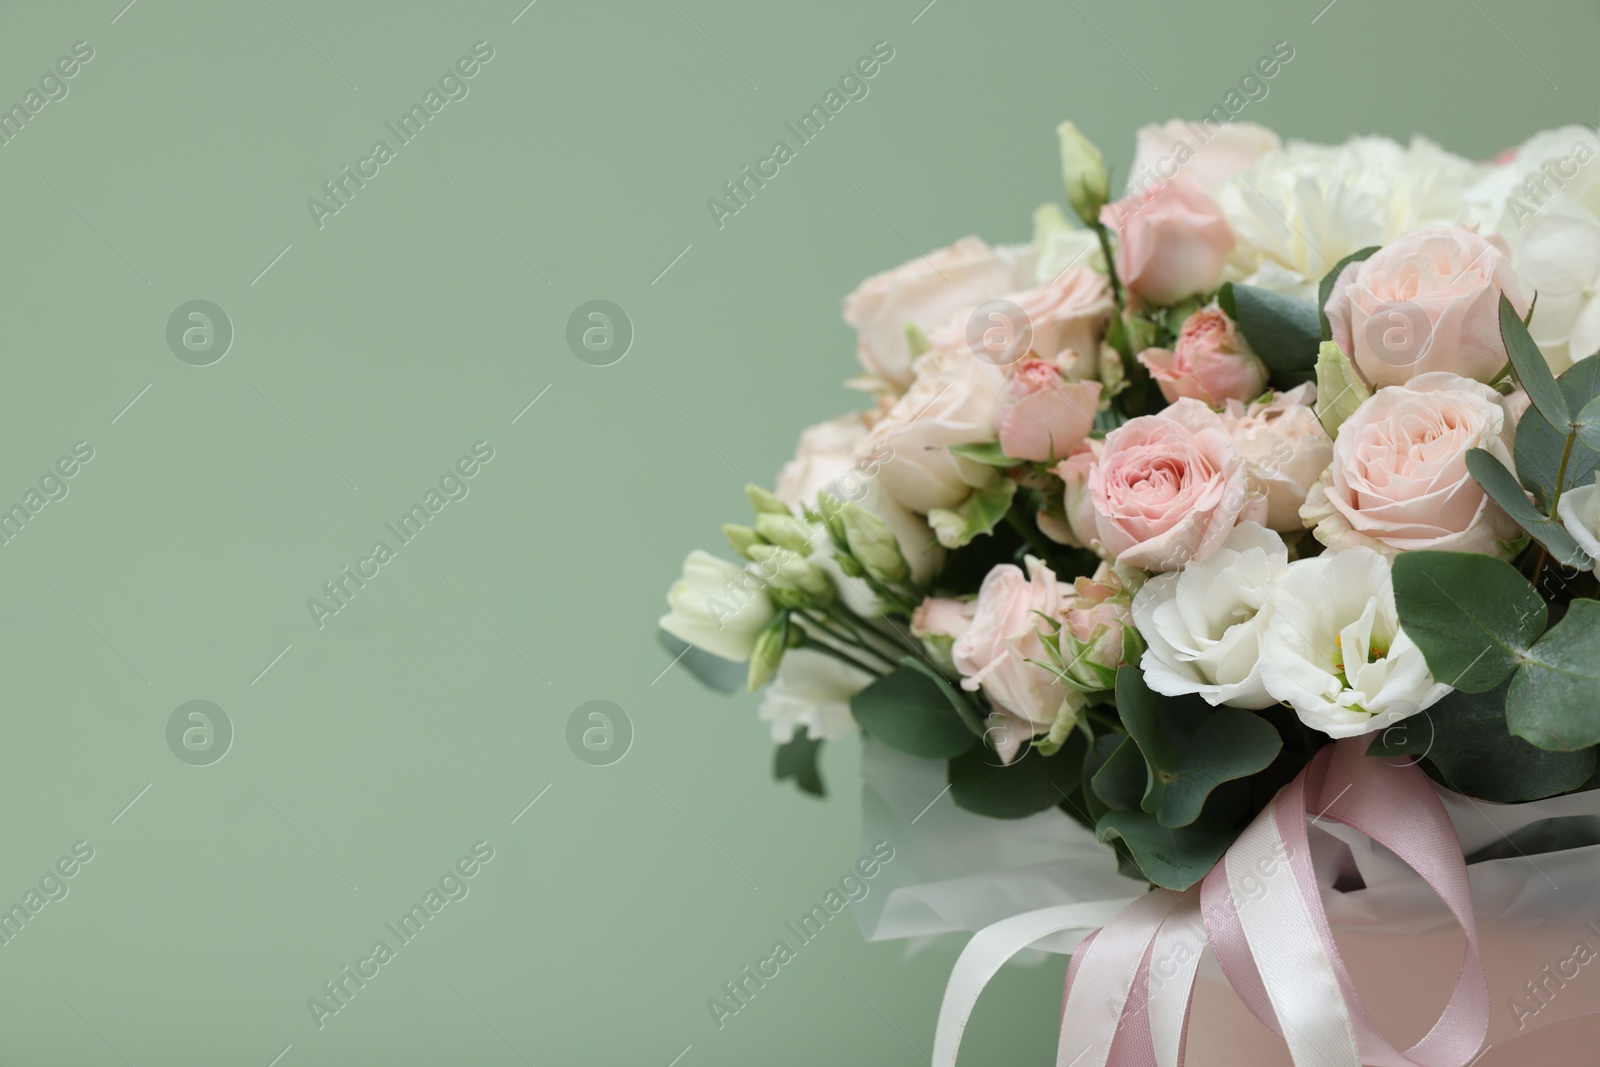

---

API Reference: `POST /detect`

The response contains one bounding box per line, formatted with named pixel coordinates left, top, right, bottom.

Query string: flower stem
left=797, top=624, right=893, bottom=676
left=1550, top=428, right=1578, bottom=517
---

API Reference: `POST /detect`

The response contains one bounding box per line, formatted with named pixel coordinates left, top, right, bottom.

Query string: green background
left=0, top=0, right=1593, bottom=1063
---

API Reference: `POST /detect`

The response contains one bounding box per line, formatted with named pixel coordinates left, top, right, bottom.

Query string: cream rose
left=1221, top=383, right=1333, bottom=532
left=842, top=236, right=1032, bottom=392
left=859, top=346, right=1005, bottom=514
left=1259, top=546, right=1450, bottom=738
left=1300, top=372, right=1521, bottom=557
left=1126, top=119, right=1282, bottom=198
left=1325, top=225, right=1530, bottom=388
left=1133, top=522, right=1287, bottom=708
left=1088, top=398, right=1265, bottom=571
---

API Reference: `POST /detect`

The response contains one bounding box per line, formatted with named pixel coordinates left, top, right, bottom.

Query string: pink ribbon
left=1054, top=738, right=1488, bottom=1067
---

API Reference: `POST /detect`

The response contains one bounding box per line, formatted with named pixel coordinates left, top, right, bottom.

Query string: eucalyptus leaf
left=1465, top=449, right=1589, bottom=568
left=1366, top=681, right=1593, bottom=802
left=948, top=729, right=1085, bottom=819
left=1515, top=354, right=1600, bottom=507
left=1095, top=811, right=1234, bottom=891
left=1317, top=246, right=1380, bottom=341
left=1090, top=736, right=1148, bottom=812
left=1508, top=599, right=1600, bottom=751
left=1221, top=283, right=1321, bottom=388
left=773, top=734, right=826, bottom=797
left=1156, top=709, right=1282, bottom=828
left=1391, top=549, right=1547, bottom=692
left=1502, top=294, right=1570, bottom=428
left=850, top=665, right=977, bottom=760
left=1577, top=394, right=1600, bottom=452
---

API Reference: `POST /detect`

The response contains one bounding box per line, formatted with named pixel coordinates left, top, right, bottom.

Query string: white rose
left=775, top=413, right=943, bottom=610
left=1132, top=522, right=1287, bottom=709
left=659, top=550, right=776, bottom=662
left=860, top=346, right=1004, bottom=514
left=1557, top=472, right=1600, bottom=567
left=1259, top=546, right=1450, bottom=738
left=1218, top=136, right=1484, bottom=300
left=757, top=649, right=872, bottom=743
left=842, top=237, right=1033, bottom=393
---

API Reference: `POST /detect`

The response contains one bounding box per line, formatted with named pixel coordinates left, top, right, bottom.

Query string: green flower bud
left=747, top=614, right=789, bottom=691
left=722, top=523, right=762, bottom=559
left=748, top=544, right=836, bottom=607
left=1057, top=121, right=1109, bottom=227
left=746, top=484, right=789, bottom=516
left=754, top=512, right=816, bottom=556
left=840, top=503, right=910, bottom=585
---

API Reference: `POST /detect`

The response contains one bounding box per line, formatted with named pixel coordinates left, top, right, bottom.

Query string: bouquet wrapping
left=660, top=115, right=1600, bottom=1063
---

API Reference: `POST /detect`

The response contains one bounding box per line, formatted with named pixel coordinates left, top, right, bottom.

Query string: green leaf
left=1576, top=394, right=1600, bottom=452
left=1112, top=668, right=1278, bottom=828
left=1079, top=733, right=1122, bottom=825
left=1089, top=736, right=1147, bottom=812
left=1220, top=283, right=1321, bottom=388
left=1156, top=709, right=1282, bottom=828
left=1502, top=294, right=1570, bottom=429
left=1515, top=355, right=1600, bottom=507
left=1317, top=246, right=1380, bottom=341
left=850, top=665, right=978, bottom=759
left=948, top=442, right=1024, bottom=468
left=1366, top=681, right=1594, bottom=802
left=1508, top=599, right=1600, bottom=751
left=1391, top=550, right=1547, bottom=692
left=1095, top=811, right=1235, bottom=891
left=928, top=477, right=1017, bottom=550
left=657, top=631, right=746, bottom=694
left=898, top=656, right=988, bottom=739
left=1313, top=341, right=1370, bottom=435
left=773, top=734, right=826, bottom=797
left=948, top=729, right=1085, bottom=819
left=1466, top=449, right=1589, bottom=568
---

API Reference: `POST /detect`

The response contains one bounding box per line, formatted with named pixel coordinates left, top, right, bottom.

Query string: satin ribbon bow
left=932, top=738, right=1488, bottom=1067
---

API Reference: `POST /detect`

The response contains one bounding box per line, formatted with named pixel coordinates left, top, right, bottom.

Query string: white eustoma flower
left=1132, top=523, right=1287, bottom=709
left=659, top=550, right=776, bottom=662
left=757, top=649, right=872, bottom=742
left=1217, top=136, right=1484, bottom=300
left=1502, top=205, right=1600, bottom=372
left=1556, top=472, right=1600, bottom=567
left=1259, top=547, right=1449, bottom=738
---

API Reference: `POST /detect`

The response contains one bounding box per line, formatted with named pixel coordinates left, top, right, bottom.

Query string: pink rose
left=1300, top=372, right=1521, bottom=557
left=1325, top=225, right=1531, bottom=388
left=1221, top=383, right=1333, bottom=532
left=1100, top=176, right=1234, bottom=307
left=1058, top=563, right=1138, bottom=690
left=843, top=237, right=1031, bottom=392
left=859, top=346, right=1005, bottom=514
left=1127, top=120, right=1281, bottom=198
left=995, top=358, right=1101, bottom=463
left=911, top=597, right=974, bottom=642
left=1054, top=442, right=1102, bottom=550
left=952, top=559, right=1078, bottom=761
left=1137, top=307, right=1268, bottom=406
left=1089, top=398, right=1265, bottom=571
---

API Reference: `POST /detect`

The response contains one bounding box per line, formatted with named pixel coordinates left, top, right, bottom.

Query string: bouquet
left=660, top=116, right=1600, bottom=1063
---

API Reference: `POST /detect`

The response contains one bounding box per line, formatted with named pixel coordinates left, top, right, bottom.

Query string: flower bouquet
left=660, top=116, right=1600, bottom=1063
